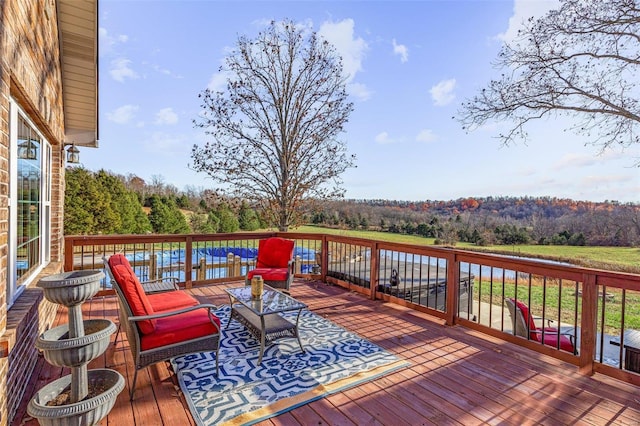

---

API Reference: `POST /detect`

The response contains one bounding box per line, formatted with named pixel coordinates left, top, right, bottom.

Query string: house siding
left=0, top=0, right=68, bottom=424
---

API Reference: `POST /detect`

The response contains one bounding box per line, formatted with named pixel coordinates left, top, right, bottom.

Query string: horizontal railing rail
left=64, top=232, right=640, bottom=386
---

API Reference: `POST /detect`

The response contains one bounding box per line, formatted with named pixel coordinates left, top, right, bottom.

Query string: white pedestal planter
left=28, top=270, right=124, bottom=425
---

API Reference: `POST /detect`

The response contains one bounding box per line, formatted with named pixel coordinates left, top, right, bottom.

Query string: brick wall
left=0, top=58, right=8, bottom=426
left=0, top=0, right=68, bottom=424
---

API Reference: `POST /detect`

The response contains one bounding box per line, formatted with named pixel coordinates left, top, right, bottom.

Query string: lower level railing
left=64, top=232, right=640, bottom=386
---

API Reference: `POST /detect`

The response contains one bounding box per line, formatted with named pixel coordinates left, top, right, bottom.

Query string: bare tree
left=457, top=0, right=640, bottom=160
left=192, top=20, right=356, bottom=231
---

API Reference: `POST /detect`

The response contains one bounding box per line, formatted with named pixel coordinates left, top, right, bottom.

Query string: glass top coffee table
left=225, top=284, right=307, bottom=363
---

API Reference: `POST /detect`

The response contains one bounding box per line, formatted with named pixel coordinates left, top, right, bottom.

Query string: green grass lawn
left=475, top=280, right=640, bottom=334
left=293, top=225, right=640, bottom=273
left=291, top=225, right=639, bottom=336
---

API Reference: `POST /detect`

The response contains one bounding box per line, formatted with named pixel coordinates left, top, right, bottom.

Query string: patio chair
left=246, top=237, right=295, bottom=294
left=108, top=254, right=221, bottom=400
left=505, top=297, right=576, bottom=354
left=103, top=255, right=196, bottom=344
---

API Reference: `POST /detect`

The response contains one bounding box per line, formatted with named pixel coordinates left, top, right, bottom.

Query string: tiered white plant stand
left=27, top=270, right=124, bottom=426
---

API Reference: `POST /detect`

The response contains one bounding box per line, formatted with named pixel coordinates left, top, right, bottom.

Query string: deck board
left=12, top=279, right=640, bottom=426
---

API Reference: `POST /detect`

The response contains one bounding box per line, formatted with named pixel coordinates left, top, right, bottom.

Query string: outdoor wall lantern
left=66, top=144, right=80, bottom=164
left=18, top=139, right=38, bottom=160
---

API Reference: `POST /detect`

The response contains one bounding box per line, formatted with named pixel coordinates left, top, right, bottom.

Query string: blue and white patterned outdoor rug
left=171, top=305, right=409, bottom=426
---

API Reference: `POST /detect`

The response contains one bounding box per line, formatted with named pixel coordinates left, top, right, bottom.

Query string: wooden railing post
left=294, top=255, right=302, bottom=274
left=185, top=236, right=193, bottom=289
left=226, top=252, right=235, bottom=278
left=579, top=272, right=598, bottom=375
left=369, top=241, right=379, bottom=301
left=320, top=235, right=328, bottom=282
left=445, top=252, right=458, bottom=326
left=64, top=236, right=75, bottom=271
left=233, top=255, right=241, bottom=277
left=149, top=253, right=157, bottom=280
left=197, top=257, right=206, bottom=281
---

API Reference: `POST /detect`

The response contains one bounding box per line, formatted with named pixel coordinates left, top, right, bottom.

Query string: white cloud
left=430, top=79, right=457, bottom=106
left=551, top=149, right=632, bottom=170
left=552, top=153, right=599, bottom=170
left=154, top=108, right=179, bottom=125
left=581, top=174, right=633, bottom=186
left=496, top=0, right=560, bottom=43
left=145, top=132, right=184, bottom=154
left=375, top=131, right=398, bottom=145
left=152, top=64, right=182, bottom=79
left=99, top=27, right=128, bottom=56
left=392, top=39, right=408, bottom=63
left=318, top=19, right=368, bottom=83
left=110, top=58, right=139, bottom=82
left=207, top=71, right=230, bottom=91
left=106, top=105, right=139, bottom=124
left=416, top=129, right=437, bottom=143
left=347, top=82, right=373, bottom=101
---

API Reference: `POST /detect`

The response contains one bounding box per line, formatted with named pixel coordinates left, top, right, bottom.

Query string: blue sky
left=83, top=0, right=640, bottom=203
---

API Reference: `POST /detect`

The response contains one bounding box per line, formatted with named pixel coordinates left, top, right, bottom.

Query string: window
left=8, top=99, right=52, bottom=306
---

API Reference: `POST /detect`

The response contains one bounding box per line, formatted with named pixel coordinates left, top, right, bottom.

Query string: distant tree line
left=65, top=168, right=640, bottom=247
left=308, top=198, right=640, bottom=247
left=64, top=168, right=264, bottom=235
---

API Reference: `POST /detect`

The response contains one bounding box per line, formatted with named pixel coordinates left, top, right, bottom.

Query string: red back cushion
left=111, top=263, right=156, bottom=334
left=256, top=238, right=294, bottom=268
left=513, top=299, right=537, bottom=332
left=108, top=253, right=133, bottom=270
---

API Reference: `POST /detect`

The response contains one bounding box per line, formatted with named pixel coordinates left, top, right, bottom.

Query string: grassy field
left=474, top=280, right=640, bottom=333
left=293, top=225, right=640, bottom=273
left=292, top=225, right=639, bottom=334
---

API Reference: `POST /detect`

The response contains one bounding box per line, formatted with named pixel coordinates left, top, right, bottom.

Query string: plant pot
left=27, top=369, right=125, bottom=426
left=37, top=270, right=105, bottom=307
left=36, top=319, right=116, bottom=368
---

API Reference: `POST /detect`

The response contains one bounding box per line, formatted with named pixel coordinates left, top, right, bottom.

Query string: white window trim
left=8, top=98, right=52, bottom=307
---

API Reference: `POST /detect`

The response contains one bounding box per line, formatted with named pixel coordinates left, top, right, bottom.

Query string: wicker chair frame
left=111, top=272, right=220, bottom=400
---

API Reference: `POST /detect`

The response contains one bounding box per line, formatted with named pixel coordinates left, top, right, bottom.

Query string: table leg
left=226, top=294, right=235, bottom=328
left=257, top=315, right=266, bottom=364
left=294, top=309, right=304, bottom=353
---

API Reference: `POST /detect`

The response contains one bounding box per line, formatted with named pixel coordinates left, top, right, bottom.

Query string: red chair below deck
left=246, top=237, right=295, bottom=294
left=505, top=297, right=576, bottom=354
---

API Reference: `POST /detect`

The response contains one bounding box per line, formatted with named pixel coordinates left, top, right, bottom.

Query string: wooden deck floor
left=13, top=280, right=640, bottom=426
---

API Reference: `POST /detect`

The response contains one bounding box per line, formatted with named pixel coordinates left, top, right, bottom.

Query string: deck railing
left=64, top=232, right=640, bottom=386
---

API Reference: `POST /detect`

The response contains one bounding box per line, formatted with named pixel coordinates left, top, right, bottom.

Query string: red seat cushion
left=147, top=291, right=199, bottom=312
left=140, top=308, right=220, bottom=351
left=247, top=267, right=289, bottom=282
left=535, top=328, right=575, bottom=353
left=256, top=237, right=294, bottom=268
left=111, top=263, right=156, bottom=334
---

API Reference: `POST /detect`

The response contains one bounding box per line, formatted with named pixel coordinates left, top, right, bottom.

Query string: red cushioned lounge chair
left=108, top=254, right=221, bottom=400
left=505, top=297, right=576, bottom=354
left=245, top=237, right=295, bottom=294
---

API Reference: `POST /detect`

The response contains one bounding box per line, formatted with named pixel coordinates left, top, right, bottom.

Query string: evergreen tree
left=189, top=212, right=218, bottom=234
left=148, top=195, right=190, bottom=234
left=64, top=167, right=102, bottom=235
left=176, top=194, right=190, bottom=209
left=238, top=202, right=260, bottom=231
left=215, top=204, right=239, bottom=233
left=95, top=170, right=151, bottom=234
